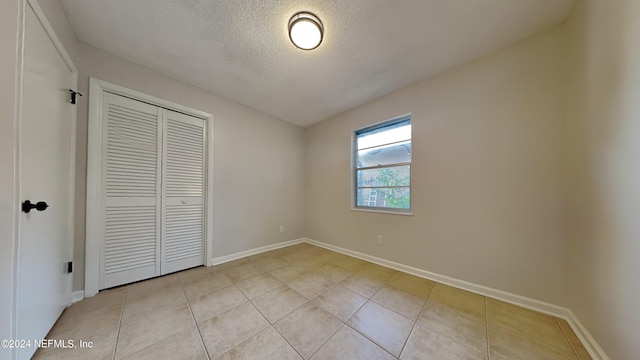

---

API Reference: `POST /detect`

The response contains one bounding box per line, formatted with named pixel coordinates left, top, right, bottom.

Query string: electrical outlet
left=377, top=235, right=384, bottom=244
left=280, top=225, right=285, bottom=233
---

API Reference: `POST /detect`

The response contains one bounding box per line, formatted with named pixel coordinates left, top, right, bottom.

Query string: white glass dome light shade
left=288, top=12, right=323, bottom=50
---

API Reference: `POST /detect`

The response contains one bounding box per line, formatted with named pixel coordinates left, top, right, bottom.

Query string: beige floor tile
left=251, top=286, right=308, bottom=323
left=46, top=305, right=121, bottom=342
left=386, top=272, right=435, bottom=298
left=556, top=318, right=592, bottom=360
left=33, top=327, right=117, bottom=360
left=288, top=273, right=333, bottom=299
left=269, top=264, right=308, bottom=283
left=217, top=327, right=302, bottom=360
left=182, top=272, right=233, bottom=300
left=189, top=285, right=247, bottom=322
left=401, top=320, right=487, bottom=360
left=280, top=249, right=317, bottom=263
left=418, top=301, right=487, bottom=354
left=274, top=303, right=342, bottom=359
left=178, top=266, right=218, bottom=285
left=313, top=263, right=353, bottom=283
left=488, top=322, right=576, bottom=360
left=216, top=257, right=251, bottom=271
left=313, top=252, right=335, bottom=264
left=311, top=285, right=367, bottom=321
left=311, top=325, right=395, bottom=360
left=57, top=287, right=126, bottom=321
left=298, top=257, right=326, bottom=273
left=33, top=244, right=591, bottom=360
left=327, top=255, right=365, bottom=272
left=121, top=327, right=207, bottom=360
left=347, top=301, right=414, bottom=357
left=341, top=273, right=385, bottom=298
left=251, top=256, right=291, bottom=272
left=372, top=286, right=426, bottom=320
left=359, top=263, right=396, bottom=281
left=125, top=274, right=179, bottom=301
left=428, top=283, right=485, bottom=317
left=115, top=303, right=194, bottom=359
left=122, top=282, right=187, bottom=322
left=236, top=273, right=284, bottom=299
left=486, top=298, right=570, bottom=350
left=198, top=302, right=269, bottom=359
left=221, top=262, right=263, bottom=283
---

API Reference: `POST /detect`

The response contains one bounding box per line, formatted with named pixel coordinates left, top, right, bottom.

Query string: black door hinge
left=69, top=89, right=83, bottom=105
left=67, top=261, right=73, bottom=273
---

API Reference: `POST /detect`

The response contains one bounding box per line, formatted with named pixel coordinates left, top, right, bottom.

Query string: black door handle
left=22, top=200, right=49, bottom=213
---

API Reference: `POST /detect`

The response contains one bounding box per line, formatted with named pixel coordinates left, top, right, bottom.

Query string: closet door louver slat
left=161, top=110, right=205, bottom=274
left=101, top=93, right=161, bottom=288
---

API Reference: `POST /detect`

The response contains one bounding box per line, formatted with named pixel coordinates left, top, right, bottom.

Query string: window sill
left=350, top=208, right=413, bottom=216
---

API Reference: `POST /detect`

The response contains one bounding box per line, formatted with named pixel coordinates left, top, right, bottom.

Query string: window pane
left=356, top=166, right=410, bottom=187
left=354, top=116, right=411, bottom=212
left=356, top=141, right=411, bottom=168
left=356, top=121, right=411, bottom=150
left=356, top=187, right=410, bottom=209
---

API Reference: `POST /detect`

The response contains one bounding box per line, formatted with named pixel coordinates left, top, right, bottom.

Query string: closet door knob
left=22, top=200, right=49, bottom=213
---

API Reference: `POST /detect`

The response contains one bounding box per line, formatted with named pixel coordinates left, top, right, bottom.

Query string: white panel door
left=100, top=93, right=162, bottom=288
left=17, top=4, right=75, bottom=360
left=161, top=110, right=205, bottom=274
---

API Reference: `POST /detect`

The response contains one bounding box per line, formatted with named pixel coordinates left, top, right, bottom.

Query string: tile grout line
left=306, top=323, right=347, bottom=359
left=485, top=295, right=490, bottom=360
left=269, top=322, right=306, bottom=359
left=342, top=310, right=399, bottom=359
left=112, top=286, right=129, bottom=360
left=181, top=277, right=213, bottom=360
left=218, top=279, right=312, bottom=357
left=409, top=283, right=491, bottom=358
left=212, top=296, right=272, bottom=359
left=247, top=270, right=358, bottom=359
left=86, top=245, right=582, bottom=360
left=300, top=308, right=346, bottom=360
left=342, top=276, right=411, bottom=358
left=246, top=294, right=308, bottom=360
left=397, top=282, right=435, bottom=358
left=367, top=284, right=426, bottom=325
left=554, top=317, right=581, bottom=359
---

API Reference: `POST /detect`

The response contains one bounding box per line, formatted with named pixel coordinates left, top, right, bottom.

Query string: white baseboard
left=562, top=309, right=610, bottom=360
left=211, top=238, right=306, bottom=266
left=304, top=238, right=609, bottom=360
left=72, top=290, right=84, bottom=303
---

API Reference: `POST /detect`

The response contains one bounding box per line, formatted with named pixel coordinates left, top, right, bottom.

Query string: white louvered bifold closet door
left=100, top=93, right=162, bottom=288
left=161, top=110, right=205, bottom=274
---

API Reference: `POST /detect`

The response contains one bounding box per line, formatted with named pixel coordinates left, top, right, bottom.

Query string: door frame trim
left=85, top=78, right=214, bottom=297
left=13, top=1, right=78, bottom=359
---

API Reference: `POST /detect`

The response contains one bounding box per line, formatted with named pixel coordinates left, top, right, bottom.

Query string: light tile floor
left=33, top=243, right=591, bottom=360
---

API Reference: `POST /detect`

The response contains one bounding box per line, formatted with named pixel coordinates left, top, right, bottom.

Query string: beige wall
left=305, top=27, right=568, bottom=306
left=0, top=0, right=21, bottom=350
left=565, top=0, right=640, bottom=358
left=26, top=1, right=640, bottom=357
left=37, top=0, right=306, bottom=292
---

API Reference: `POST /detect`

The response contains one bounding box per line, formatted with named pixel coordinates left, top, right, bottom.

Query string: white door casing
left=86, top=79, right=214, bottom=296
left=16, top=1, right=77, bottom=359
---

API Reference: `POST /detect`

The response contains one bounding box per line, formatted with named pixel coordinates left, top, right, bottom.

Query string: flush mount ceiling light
left=288, top=12, right=323, bottom=50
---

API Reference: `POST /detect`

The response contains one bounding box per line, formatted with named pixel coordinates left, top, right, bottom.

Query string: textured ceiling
left=60, top=0, right=574, bottom=127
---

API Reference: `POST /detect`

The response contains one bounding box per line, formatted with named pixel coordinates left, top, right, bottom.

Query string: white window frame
left=351, top=114, right=413, bottom=215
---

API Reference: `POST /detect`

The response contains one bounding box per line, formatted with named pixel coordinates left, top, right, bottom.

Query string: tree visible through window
left=354, top=116, right=411, bottom=212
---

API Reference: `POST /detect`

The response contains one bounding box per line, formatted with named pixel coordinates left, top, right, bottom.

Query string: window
left=353, top=115, right=411, bottom=213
